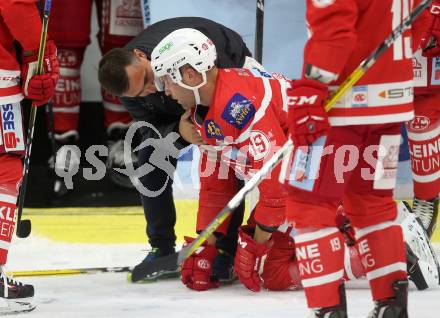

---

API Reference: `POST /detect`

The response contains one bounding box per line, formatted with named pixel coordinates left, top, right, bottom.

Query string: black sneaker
left=212, top=249, right=235, bottom=283
left=129, top=248, right=179, bottom=283
left=0, top=267, right=35, bottom=314
left=368, top=280, right=408, bottom=318
left=412, top=197, right=439, bottom=239
left=310, top=282, right=347, bottom=318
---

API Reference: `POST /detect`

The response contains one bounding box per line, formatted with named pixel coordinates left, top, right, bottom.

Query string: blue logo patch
left=205, top=120, right=224, bottom=139
left=221, top=93, right=256, bottom=129
left=351, top=86, right=368, bottom=108
left=431, top=56, right=440, bottom=85
left=249, top=68, right=272, bottom=79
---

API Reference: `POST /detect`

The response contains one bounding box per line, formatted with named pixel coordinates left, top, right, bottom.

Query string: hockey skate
left=106, top=124, right=137, bottom=189
left=49, top=131, right=81, bottom=198
left=410, top=197, right=439, bottom=239
left=129, top=248, right=179, bottom=283
left=367, top=280, right=408, bottom=318
left=309, top=282, right=347, bottom=318
left=399, top=201, right=440, bottom=288
left=0, top=267, right=35, bottom=314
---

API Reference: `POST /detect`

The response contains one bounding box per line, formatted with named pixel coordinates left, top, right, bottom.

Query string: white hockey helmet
left=151, top=28, right=217, bottom=104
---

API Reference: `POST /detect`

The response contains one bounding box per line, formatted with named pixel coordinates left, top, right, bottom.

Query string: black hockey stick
left=254, top=0, right=264, bottom=63
left=16, top=0, right=53, bottom=238
left=177, top=0, right=432, bottom=266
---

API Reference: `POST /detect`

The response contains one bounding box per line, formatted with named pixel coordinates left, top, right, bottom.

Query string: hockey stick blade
left=16, top=219, right=31, bottom=238
left=130, top=252, right=178, bottom=283
left=177, top=0, right=431, bottom=267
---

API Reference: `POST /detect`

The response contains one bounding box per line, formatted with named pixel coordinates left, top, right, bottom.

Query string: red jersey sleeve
left=247, top=106, right=287, bottom=228
left=0, top=0, right=42, bottom=52
left=304, top=0, right=358, bottom=76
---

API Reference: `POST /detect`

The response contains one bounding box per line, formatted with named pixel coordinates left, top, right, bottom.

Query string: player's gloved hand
left=287, top=79, right=330, bottom=146
left=234, top=226, right=272, bottom=292
left=180, top=236, right=220, bottom=291
left=335, top=206, right=356, bottom=247
left=421, top=0, right=440, bottom=57
left=21, top=40, right=59, bottom=106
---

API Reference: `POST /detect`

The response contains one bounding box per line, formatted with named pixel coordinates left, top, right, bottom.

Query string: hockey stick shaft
left=177, top=0, right=431, bottom=266
left=9, top=266, right=130, bottom=278
left=254, top=0, right=264, bottom=63
left=16, top=0, right=53, bottom=237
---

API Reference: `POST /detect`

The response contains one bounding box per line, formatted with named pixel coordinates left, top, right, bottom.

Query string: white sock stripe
left=365, top=262, right=407, bottom=281
left=294, top=227, right=339, bottom=244
left=52, top=106, right=80, bottom=113
left=354, top=221, right=398, bottom=240
left=412, top=170, right=440, bottom=183
left=344, top=246, right=356, bottom=281
left=59, top=68, right=80, bottom=77
left=0, top=241, right=11, bottom=250
left=103, top=101, right=126, bottom=112
left=301, top=269, right=344, bottom=288
left=407, top=123, right=440, bottom=141
left=0, top=193, right=17, bottom=204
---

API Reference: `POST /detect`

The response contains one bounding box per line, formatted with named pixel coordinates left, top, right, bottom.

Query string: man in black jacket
left=98, top=17, right=260, bottom=280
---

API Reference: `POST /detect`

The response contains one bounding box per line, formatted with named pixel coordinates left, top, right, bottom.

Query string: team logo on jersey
left=249, top=68, right=272, bottom=79
left=205, top=120, right=224, bottom=139
left=222, top=93, right=256, bottom=129
left=249, top=130, right=270, bottom=161
left=58, top=49, right=78, bottom=68
left=312, top=0, right=335, bottom=8
left=0, top=103, right=24, bottom=152
left=351, top=86, right=368, bottom=107
left=408, top=116, right=430, bottom=131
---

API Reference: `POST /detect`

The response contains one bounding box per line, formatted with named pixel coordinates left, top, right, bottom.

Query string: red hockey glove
left=287, top=79, right=330, bottom=146
left=21, top=40, right=59, bottom=106
left=421, top=0, right=440, bottom=57
left=180, top=237, right=220, bottom=291
left=234, top=226, right=272, bottom=292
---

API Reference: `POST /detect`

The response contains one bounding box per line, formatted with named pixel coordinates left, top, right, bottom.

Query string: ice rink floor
left=13, top=272, right=440, bottom=318
left=5, top=237, right=440, bottom=318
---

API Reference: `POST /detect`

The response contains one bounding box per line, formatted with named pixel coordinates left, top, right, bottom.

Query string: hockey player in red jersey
left=47, top=0, right=145, bottom=195
left=408, top=0, right=440, bottom=240
left=0, top=0, right=59, bottom=313
left=151, top=28, right=290, bottom=292
left=282, top=0, right=419, bottom=317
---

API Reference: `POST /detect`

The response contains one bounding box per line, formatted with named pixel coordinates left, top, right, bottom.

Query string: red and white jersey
left=412, top=8, right=440, bottom=94
left=305, top=0, right=415, bottom=126
left=193, top=68, right=289, bottom=227
left=0, top=0, right=42, bottom=104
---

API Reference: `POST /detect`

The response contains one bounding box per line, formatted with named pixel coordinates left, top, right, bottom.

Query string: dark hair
left=98, top=48, right=137, bottom=96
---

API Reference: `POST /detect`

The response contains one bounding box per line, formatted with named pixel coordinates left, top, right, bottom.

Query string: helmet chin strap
left=192, top=88, right=201, bottom=105
left=178, top=71, right=207, bottom=106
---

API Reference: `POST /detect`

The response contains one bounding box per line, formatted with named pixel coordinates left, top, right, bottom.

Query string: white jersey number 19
left=392, top=0, right=413, bottom=61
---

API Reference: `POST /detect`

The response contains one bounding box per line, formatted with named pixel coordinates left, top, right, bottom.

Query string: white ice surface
left=4, top=236, right=440, bottom=317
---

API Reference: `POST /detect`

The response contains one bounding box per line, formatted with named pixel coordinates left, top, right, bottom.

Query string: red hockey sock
left=295, top=228, right=345, bottom=308
left=355, top=222, right=407, bottom=300
left=0, top=195, right=17, bottom=264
